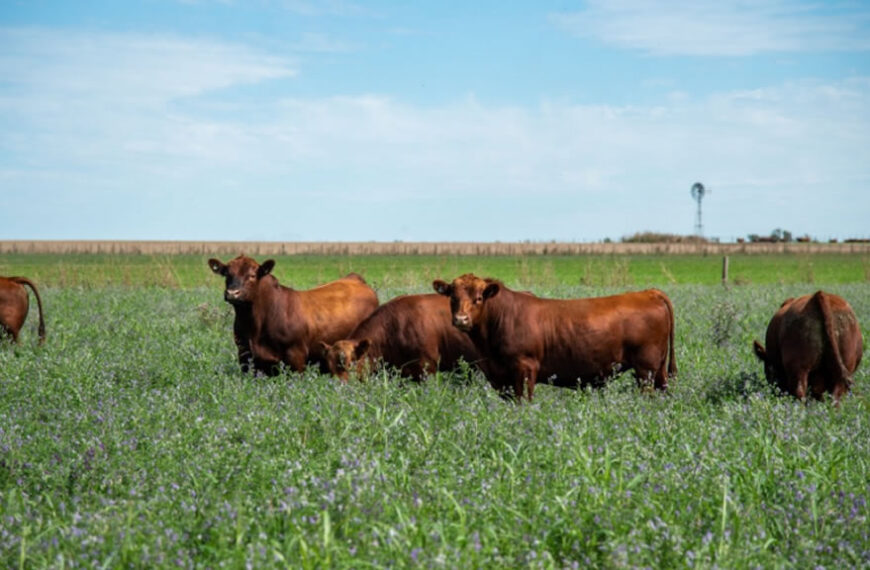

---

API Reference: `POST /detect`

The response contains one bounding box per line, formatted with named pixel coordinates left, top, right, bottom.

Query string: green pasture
left=1, top=252, right=869, bottom=289
left=1, top=253, right=869, bottom=568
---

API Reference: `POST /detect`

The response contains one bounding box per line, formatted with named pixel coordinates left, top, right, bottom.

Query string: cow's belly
left=538, top=341, right=624, bottom=383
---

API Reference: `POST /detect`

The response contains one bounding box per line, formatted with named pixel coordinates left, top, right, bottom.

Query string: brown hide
left=753, top=291, right=862, bottom=403
left=0, top=276, right=46, bottom=344
left=433, top=274, right=676, bottom=401
left=208, top=256, right=378, bottom=375
left=322, top=293, right=480, bottom=382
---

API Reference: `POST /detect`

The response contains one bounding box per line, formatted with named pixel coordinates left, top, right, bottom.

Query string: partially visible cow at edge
left=0, top=276, right=46, bottom=344
left=208, top=256, right=379, bottom=375
left=320, top=293, right=480, bottom=383
left=753, top=290, right=862, bottom=404
left=433, top=273, right=676, bottom=401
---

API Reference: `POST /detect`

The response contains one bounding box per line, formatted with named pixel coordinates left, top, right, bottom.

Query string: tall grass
left=1, top=281, right=868, bottom=567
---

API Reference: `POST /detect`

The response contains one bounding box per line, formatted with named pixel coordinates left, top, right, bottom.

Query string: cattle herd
left=0, top=255, right=864, bottom=404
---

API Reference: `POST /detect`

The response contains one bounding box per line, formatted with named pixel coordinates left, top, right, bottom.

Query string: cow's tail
left=663, top=293, right=677, bottom=378
left=814, top=290, right=850, bottom=388
left=653, top=289, right=677, bottom=378
left=11, top=277, right=46, bottom=344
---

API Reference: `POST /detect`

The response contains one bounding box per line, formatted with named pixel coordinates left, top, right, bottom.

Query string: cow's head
left=208, top=255, right=275, bottom=305
left=432, top=273, right=500, bottom=332
left=752, top=339, right=777, bottom=383
left=320, top=339, right=371, bottom=383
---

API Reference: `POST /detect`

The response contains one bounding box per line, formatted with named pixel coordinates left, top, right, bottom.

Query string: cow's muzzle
left=453, top=314, right=472, bottom=331
left=224, top=289, right=243, bottom=303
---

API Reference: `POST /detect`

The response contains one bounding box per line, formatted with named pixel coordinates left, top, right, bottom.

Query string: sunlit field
left=1, top=254, right=869, bottom=568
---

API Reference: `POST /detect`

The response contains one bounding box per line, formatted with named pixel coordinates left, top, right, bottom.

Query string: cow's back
left=763, top=291, right=862, bottom=400
left=355, top=293, right=478, bottom=372
left=294, top=275, right=379, bottom=358
left=477, top=287, right=673, bottom=387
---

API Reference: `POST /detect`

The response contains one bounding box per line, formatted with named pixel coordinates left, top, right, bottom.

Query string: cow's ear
left=208, top=258, right=227, bottom=276
left=257, top=259, right=276, bottom=278
left=483, top=282, right=500, bottom=300
left=752, top=340, right=767, bottom=362
left=432, top=280, right=452, bottom=296
left=355, top=339, right=371, bottom=358
left=319, top=341, right=331, bottom=353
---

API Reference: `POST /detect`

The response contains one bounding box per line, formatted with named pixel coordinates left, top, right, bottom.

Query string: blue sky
left=2, top=1, right=869, bottom=242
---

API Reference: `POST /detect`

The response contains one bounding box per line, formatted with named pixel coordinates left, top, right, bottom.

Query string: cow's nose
left=454, top=314, right=470, bottom=327
left=225, top=289, right=241, bottom=299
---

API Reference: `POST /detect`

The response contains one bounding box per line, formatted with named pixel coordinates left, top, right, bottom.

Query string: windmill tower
left=690, top=182, right=709, bottom=236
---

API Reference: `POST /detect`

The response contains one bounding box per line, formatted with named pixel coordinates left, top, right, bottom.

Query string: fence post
left=722, top=256, right=729, bottom=285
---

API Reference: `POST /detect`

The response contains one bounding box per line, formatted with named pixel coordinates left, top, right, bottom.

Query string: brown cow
left=753, top=291, right=862, bottom=403
left=320, top=293, right=480, bottom=382
left=0, top=276, right=46, bottom=344
left=433, top=274, right=676, bottom=400
left=208, top=256, right=378, bottom=375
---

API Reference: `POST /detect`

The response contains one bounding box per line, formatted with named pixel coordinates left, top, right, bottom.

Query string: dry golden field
left=2, top=239, right=870, bottom=256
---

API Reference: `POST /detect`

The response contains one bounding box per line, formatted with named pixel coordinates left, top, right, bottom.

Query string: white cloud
left=551, top=0, right=870, bottom=56
left=1, top=27, right=868, bottom=240
left=0, top=28, right=296, bottom=103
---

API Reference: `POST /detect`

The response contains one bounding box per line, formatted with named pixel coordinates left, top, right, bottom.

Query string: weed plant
left=0, top=282, right=868, bottom=567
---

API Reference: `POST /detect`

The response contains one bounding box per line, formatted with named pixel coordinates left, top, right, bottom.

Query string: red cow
left=0, top=276, right=46, bottom=344
left=433, top=274, right=676, bottom=400
left=320, top=293, right=480, bottom=382
left=753, top=291, right=862, bottom=403
left=208, top=256, right=378, bottom=375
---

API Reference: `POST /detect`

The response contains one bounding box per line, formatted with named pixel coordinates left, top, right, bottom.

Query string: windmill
left=690, top=182, right=709, bottom=236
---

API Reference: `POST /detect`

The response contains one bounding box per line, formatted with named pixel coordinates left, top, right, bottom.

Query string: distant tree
left=620, top=231, right=707, bottom=244
left=768, top=228, right=794, bottom=243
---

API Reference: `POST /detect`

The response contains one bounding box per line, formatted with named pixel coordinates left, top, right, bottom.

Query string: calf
left=0, top=276, right=46, bottom=344
left=321, top=293, right=480, bottom=382
left=208, top=256, right=378, bottom=375
left=433, top=274, right=676, bottom=400
left=753, top=291, right=862, bottom=403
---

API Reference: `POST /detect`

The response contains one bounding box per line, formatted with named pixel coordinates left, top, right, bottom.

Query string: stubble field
left=1, top=252, right=869, bottom=568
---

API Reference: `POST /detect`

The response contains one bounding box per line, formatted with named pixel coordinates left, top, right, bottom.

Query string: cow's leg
left=485, top=372, right=515, bottom=401
left=631, top=367, right=656, bottom=391
left=809, top=371, right=827, bottom=401
left=285, top=346, right=308, bottom=373
left=234, top=335, right=253, bottom=373
left=418, top=358, right=437, bottom=381
left=633, top=344, right=668, bottom=391
left=654, top=356, right=669, bottom=391
left=791, top=370, right=810, bottom=401
left=0, top=324, right=15, bottom=343
left=831, top=379, right=849, bottom=406
left=401, top=362, right=425, bottom=382
left=515, top=358, right=540, bottom=401
left=252, top=358, right=280, bottom=377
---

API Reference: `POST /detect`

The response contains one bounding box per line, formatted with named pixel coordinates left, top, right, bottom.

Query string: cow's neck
left=350, top=318, right=387, bottom=358
left=249, top=277, right=296, bottom=332
left=473, top=288, right=516, bottom=353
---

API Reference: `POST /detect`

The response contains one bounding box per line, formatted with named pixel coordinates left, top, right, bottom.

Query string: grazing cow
left=320, top=293, right=480, bottom=382
left=0, top=276, right=46, bottom=344
left=208, top=256, right=378, bottom=375
left=433, top=274, right=676, bottom=401
left=753, top=291, right=862, bottom=403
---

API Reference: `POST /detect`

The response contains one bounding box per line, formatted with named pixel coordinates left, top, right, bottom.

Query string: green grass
left=1, top=257, right=869, bottom=567
left=2, top=252, right=869, bottom=289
